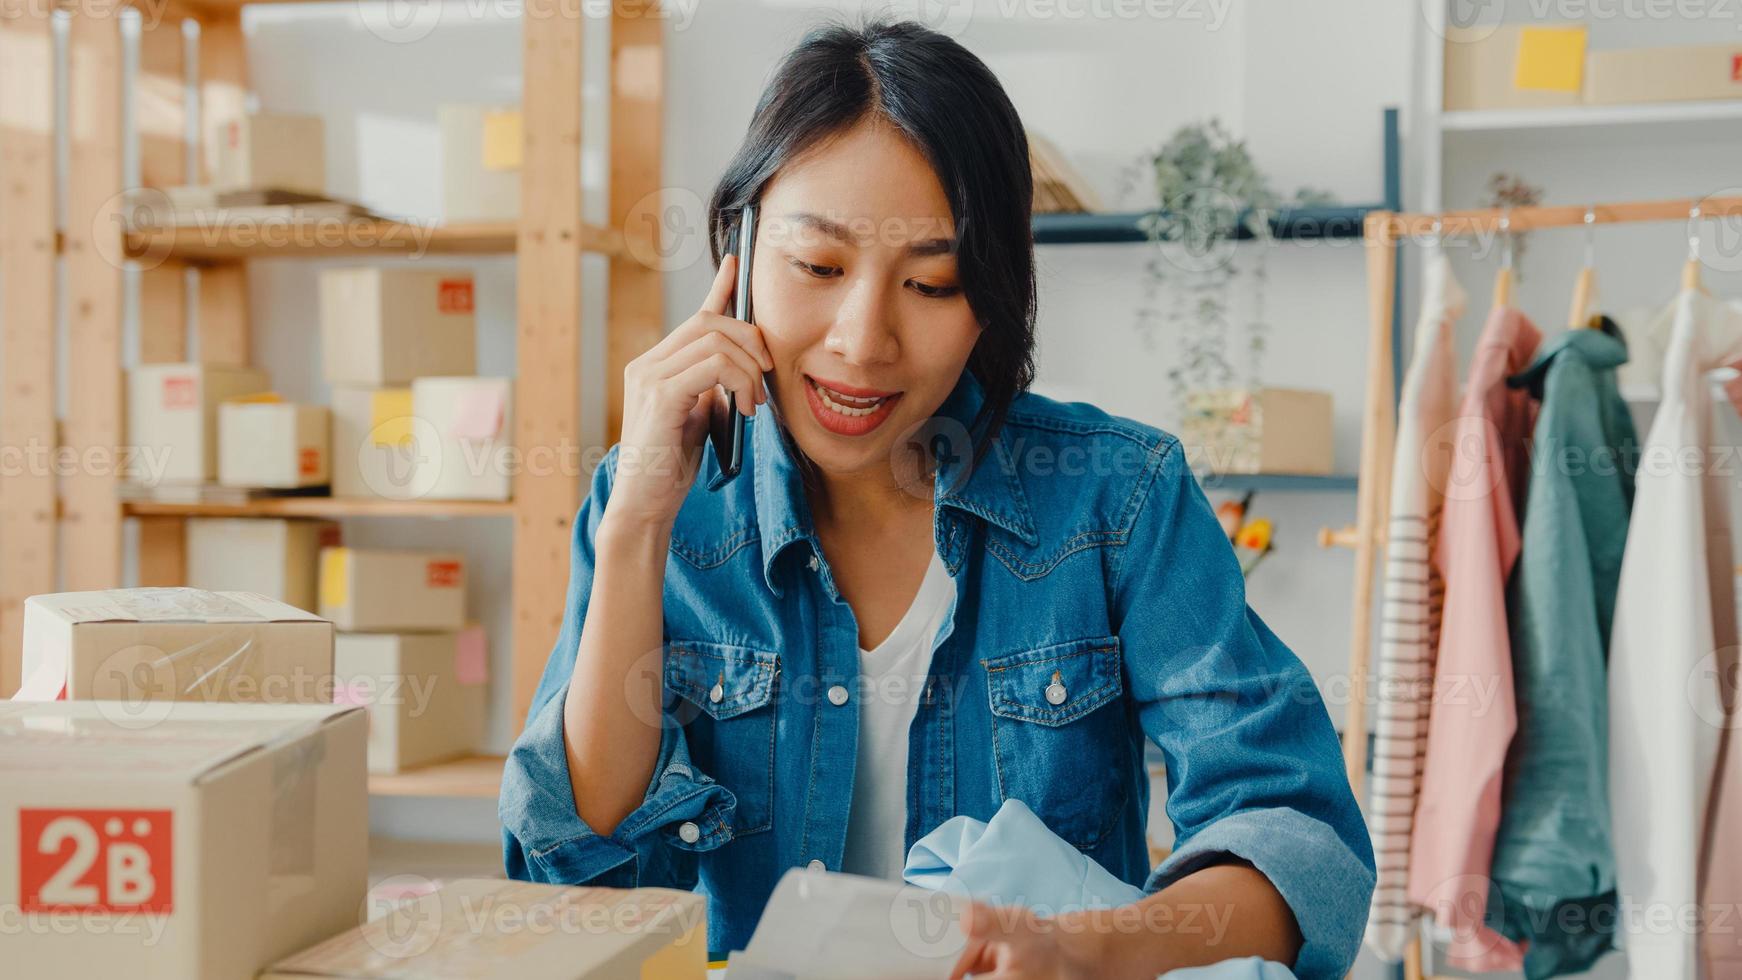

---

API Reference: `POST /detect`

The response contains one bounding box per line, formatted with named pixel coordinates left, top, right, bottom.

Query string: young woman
left=501, top=19, right=1373, bottom=979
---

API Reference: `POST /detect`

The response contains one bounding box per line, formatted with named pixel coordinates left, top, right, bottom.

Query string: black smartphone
left=706, top=203, right=756, bottom=491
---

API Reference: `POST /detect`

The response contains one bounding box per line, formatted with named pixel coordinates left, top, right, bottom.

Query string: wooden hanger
left=1569, top=208, right=1599, bottom=329
left=1685, top=204, right=1710, bottom=294
left=1493, top=211, right=1515, bottom=308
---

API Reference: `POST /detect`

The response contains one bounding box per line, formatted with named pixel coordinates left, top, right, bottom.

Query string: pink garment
left=1407, top=305, right=1540, bottom=972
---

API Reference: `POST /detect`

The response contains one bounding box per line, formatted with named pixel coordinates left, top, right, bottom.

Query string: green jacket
left=1490, top=321, right=1637, bottom=980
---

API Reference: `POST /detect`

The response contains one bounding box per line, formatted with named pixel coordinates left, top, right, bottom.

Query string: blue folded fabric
left=904, top=799, right=1296, bottom=979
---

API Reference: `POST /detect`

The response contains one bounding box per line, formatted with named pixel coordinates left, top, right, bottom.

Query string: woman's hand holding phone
left=607, top=251, right=772, bottom=533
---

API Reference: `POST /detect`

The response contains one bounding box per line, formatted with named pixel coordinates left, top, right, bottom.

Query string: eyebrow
left=784, top=211, right=957, bottom=257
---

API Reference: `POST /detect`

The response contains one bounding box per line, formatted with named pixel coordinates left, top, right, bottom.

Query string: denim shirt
left=499, top=370, right=1375, bottom=979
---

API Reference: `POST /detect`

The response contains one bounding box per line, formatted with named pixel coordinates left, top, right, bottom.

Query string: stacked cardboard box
left=185, top=518, right=341, bottom=613
left=127, top=363, right=272, bottom=488
left=218, top=396, right=331, bottom=490
left=440, top=104, right=521, bottom=223
left=319, top=267, right=511, bottom=502
left=320, top=548, right=483, bottom=773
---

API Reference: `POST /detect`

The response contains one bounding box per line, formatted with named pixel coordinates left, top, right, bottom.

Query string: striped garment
left=1363, top=254, right=1464, bottom=960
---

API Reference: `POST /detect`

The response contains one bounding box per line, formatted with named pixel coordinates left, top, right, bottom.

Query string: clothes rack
left=1329, top=194, right=1742, bottom=980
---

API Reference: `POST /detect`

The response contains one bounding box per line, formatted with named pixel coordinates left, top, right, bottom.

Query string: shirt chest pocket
left=664, top=641, right=779, bottom=836
left=982, top=635, right=1131, bottom=851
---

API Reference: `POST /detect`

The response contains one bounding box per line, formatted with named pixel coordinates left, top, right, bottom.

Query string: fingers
left=949, top=935, right=990, bottom=980
left=658, top=332, right=766, bottom=412
left=667, top=354, right=761, bottom=423
left=703, top=251, right=736, bottom=316
left=643, top=310, right=773, bottom=376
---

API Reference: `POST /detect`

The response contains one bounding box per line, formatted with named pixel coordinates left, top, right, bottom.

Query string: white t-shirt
left=839, top=548, right=955, bottom=881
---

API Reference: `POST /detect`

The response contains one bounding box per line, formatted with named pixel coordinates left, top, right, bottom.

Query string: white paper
left=726, top=868, right=967, bottom=980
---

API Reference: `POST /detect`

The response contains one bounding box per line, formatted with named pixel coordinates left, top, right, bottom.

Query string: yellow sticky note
left=227, top=391, right=283, bottom=404
left=1514, top=26, right=1586, bottom=93
left=320, top=548, right=350, bottom=610
left=481, top=110, right=523, bottom=172
left=370, top=389, right=414, bottom=447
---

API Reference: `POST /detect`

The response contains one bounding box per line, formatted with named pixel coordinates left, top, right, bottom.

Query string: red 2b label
left=19, top=809, right=173, bottom=913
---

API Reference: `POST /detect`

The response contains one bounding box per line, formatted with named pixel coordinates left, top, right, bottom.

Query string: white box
left=333, top=627, right=486, bottom=774
left=263, top=878, right=707, bottom=980
left=319, top=548, right=466, bottom=633
left=185, top=518, right=341, bottom=613
left=0, top=701, right=367, bottom=980
left=412, top=376, right=513, bottom=501
left=440, top=105, right=520, bottom=223
left=329, top=386, right=418, bottom=500
left=319, top=268, right=477, bottom=386
left=1585, top=44, right=1742, bottom=105
left=218, top=400, right=330, bottom=489
left=127, top=364, right=272, bottom=486
left=212, top=112, right=326, bottom=197
left=16, top=587, right=335, bottom=705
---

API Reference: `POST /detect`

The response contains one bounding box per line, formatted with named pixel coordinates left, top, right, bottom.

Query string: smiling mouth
left=802, top=375, right=904, bottom=436
left=808, top=377, right=895, bottom=416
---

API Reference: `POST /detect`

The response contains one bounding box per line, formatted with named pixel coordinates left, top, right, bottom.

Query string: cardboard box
left=1443, top=25, right=1584, bottom=111
left=186, top=518, right=341, bottom=613
left=1180, top=387, right=1334, bottom=476
left=440, top=105, right=520, bottom=223
left=329, top=386, right=419, bottom=500
left=333, top=627, right=486, bottom=774
left=320, top=268, right=477, bottom=386
left=1585, top=44, right=1742, bottom=105
left=319, top=548, right=466, bottom=632
left=218, top=399, right=331, bottom=489
left=211, top=112, right=326, bottom=197
left=262, top=878, right=707, bottom=980
left=127, top=364, right=272, bottom=486
left=412, top=377, right=513, bottom=501
left=0, top=701, right=367, bottom=980
left=16, top=588, right=335, bottom=705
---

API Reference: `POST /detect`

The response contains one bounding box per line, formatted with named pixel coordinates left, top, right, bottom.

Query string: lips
left=802, top=375, right=904, bottom=437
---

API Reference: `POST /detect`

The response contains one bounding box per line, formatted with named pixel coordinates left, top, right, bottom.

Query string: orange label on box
left=437, top=278, right=474, bottom=314
left=162, top=376, right=197, bottom=410
left=318, top=525, right=343, bottom=549
left=19, top=808, right=174, bottom=913
left=299, top=447, right=322, bottom=476
left=427, top=560, right=463, bottom=588
left=1733, top=53, right=1741, bottom=81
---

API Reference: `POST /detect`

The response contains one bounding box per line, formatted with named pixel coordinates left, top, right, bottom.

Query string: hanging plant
left=1122, top=119, right=1334, bottom=424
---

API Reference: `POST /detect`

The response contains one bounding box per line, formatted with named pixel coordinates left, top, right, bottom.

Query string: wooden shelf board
left=1032, top=204, right=1380, bottom=245
left=123, top=218, right=621, bottom=264
left=122, top=498, right=514, bottom=519
left=369, top=754, right=506, bottom=798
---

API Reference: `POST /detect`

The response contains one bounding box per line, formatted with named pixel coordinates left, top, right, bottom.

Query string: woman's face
left=749, top=118, right=983, bottom=485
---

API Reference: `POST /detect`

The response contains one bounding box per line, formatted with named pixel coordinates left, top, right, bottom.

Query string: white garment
left=1364, top=254, right=1466, bottom=961
left=840, top=548, right=955, bottom=881
left=1608, top=290, right=1742, bottom=980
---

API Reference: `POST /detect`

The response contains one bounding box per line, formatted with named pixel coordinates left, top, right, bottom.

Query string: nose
left=822, top=276, right=900, bottom=366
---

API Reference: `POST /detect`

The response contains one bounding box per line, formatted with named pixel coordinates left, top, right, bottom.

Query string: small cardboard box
left=333, top=627, right=486, bottom=774
left=1443, top=25, right=1584, bottom=112
left=218, top=399, right=331, bottom=489
left=329, top=386, right=418, bottom=500
left=127, top=363, right=272, bottom=486
left=412, top=376, right=514, bottom=501
left=211, top=112, right=326, bottom=197
left=186, top=518, right=341, bottom=614
left=0, top=700, right=367, bottom=980
left=1585, top=44, right=1742, bottom=105
left=319, top=548, right=466, bottom=633
left=16, top=588, right=335, bottom=705
left=440, top=104, right=521, bottom=223
left=1180, top=387, right=1334, bottom=476
left=261, top=878, right=707, bottom=980
left=320, top=268, right=477, bottom=386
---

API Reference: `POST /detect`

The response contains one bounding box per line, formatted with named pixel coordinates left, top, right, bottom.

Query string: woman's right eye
left=789, top=257, right=841, bottom=279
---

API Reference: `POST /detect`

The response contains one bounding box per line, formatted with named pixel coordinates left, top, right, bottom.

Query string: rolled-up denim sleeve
left=498, top=445, right=737, bottom=889
left=1113, top=438, right=1375, bottom=980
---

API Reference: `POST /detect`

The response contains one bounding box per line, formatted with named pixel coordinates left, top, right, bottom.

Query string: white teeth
left=811, top=379, right=888, bottom=417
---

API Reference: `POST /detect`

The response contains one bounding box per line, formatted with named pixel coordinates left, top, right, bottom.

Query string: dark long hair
left=706, top=17, right=1037, bottom=468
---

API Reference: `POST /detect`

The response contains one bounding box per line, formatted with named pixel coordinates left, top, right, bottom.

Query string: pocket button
left=1045, top=670, right=1068, bottom=706
left=678, top=821, right=701, bottom=844
left=827, top=684, right=849, bottom=706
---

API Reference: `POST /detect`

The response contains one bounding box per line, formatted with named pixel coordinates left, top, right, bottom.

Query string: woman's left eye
left=907, top=280, right=962, bottom=299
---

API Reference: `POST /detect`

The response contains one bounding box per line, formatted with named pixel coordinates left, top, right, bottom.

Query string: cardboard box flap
left=263, top=878, right=706, bottom=979
left=0, top=702, right=361, bottom=782
left=27, top=587, right=326, bottom=625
